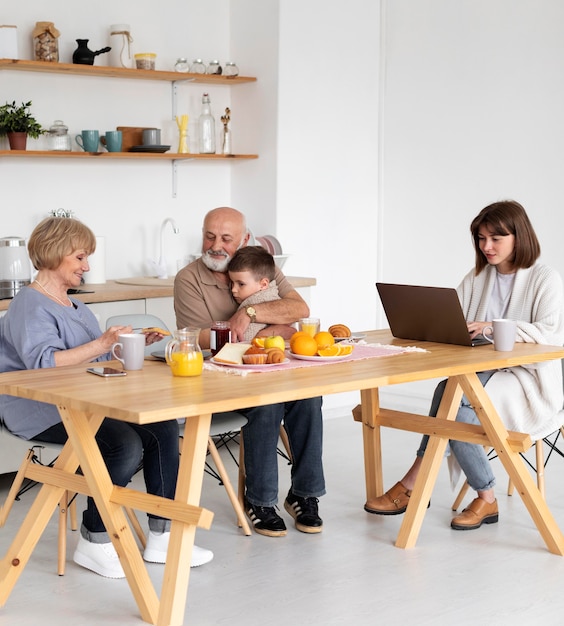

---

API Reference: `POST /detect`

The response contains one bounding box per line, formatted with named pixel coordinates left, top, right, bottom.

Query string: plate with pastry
left=210, top=357, right=290, bottom=370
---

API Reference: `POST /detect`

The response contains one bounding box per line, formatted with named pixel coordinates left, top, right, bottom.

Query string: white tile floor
left=2, top=411, right=564, bottom=625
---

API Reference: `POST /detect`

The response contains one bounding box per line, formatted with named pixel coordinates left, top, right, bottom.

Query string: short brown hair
left=27, top=217, right=97, bottom=270
left=227, top=246, right=275, bottom=282
left=470, top=200, right=540, bottom=273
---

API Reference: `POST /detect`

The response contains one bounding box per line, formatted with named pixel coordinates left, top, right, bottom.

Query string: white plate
left=289, top=352, right=353, bottom=362
left=334, top=333, right=366, bottom=343
left=210, top=357, right=289, bottom=370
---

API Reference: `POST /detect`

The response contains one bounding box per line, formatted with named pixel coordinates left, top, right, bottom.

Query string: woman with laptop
left=366, top=200, right=564, bottom=530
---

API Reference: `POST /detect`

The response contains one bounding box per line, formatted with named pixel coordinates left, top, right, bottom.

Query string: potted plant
left=0, top=100, right=45, bottom=150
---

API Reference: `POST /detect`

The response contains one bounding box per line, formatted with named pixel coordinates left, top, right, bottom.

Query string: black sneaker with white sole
left=245, top=500, right=287, bottom=537
left=284, top=490, right=323, bottom=533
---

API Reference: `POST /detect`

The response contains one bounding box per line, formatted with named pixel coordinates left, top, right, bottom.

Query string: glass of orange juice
left=299, top=317, right=320, bottom=337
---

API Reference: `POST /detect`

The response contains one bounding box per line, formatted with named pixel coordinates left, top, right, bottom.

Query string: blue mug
left=101, top=130, right=122, bottom=152
left=75, top=130, right=100, bottom=152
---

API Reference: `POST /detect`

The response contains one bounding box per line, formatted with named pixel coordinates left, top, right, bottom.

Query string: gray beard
left=201, top=251, right=230, bottom=273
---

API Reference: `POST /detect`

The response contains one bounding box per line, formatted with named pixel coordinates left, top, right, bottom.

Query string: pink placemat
left=204, top=343, right=426, bottom=376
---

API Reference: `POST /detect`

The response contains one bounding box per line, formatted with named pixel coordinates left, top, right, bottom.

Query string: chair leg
left=125, top=507, right=147, bottom=548
left=451, top=480, right=470, bottom=511
left=208, top=436, right=251, bottom=535
left=278, top=424, right=292, bottom=463
left=238, top=434, right=246, bottom=515
left=536, top=439, right=545, bottom=498
left=58, top=491, right=69, bottom=576
left=0, top=448, right=35, bottom=527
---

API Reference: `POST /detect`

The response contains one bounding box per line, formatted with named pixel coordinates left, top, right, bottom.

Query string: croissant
left=142, top=327, right=171, bottom=336
left=329, top=324, right=351, bottom=338
left=266, top=347, right=285, bottom=364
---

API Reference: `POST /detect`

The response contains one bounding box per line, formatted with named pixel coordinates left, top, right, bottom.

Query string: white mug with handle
left=483, top=319, right=517, bottom=352
left=111, top=333, right=146, bottom=370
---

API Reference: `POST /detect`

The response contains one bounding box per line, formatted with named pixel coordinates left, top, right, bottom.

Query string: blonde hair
left=27, top=217, right=96, bottom=270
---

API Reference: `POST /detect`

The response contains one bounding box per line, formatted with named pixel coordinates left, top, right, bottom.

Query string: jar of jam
left=210, top=321, right=231, bottom=355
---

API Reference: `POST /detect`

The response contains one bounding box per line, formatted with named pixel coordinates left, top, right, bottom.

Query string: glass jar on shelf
left=189, top=59, right=206, bottom=74
left=174, top=58, right=190, bottom=73
left=224, top=62, right=239, bottom=77
left=206, top=60, right=222, bottom=75
left=47, top=120, right=71, bottom=151
left=32, top=21, right=60, bottom=62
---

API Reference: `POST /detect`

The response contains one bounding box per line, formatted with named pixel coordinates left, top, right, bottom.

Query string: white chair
left=105, top=313, right=171, bottom=357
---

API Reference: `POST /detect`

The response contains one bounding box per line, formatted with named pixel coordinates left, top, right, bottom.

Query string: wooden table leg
left=460, top=373, right=564, bottom=556
left=158, top=413, right=212, bottom=626
left=359, top=388, right=383, bottom=503
left=59, top=407, right=160, bottom=624
left=0, top=437, right=80, bottom=605
left=395, top=377, right=464, bottom=548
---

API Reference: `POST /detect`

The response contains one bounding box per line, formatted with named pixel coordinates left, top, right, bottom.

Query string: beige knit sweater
left=457, top=263, right=564, bottom=440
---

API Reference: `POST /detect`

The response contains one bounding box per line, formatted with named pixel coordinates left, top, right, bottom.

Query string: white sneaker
left=143, top=531, right=214, bottom=567
left=73, top=535, right=125, bottom=579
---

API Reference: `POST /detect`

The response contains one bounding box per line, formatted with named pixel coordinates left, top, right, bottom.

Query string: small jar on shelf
left=47, top=120, right=71, bottom=151
left=174, top=58, right=190, bottom=73
left=189, top=59, right=206, bottom=74
left=224, top=62, right=239, bottom=77
left=206, top=60, right=222, bottom=75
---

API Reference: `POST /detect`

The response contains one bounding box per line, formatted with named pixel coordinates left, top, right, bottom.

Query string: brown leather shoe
left=364, top=482, right=412, bottom=515
left=451, top=497, right=498, bottom=530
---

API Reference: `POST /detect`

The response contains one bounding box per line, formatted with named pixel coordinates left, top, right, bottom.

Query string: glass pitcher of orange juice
left=165, top=328, right=204, bottom=377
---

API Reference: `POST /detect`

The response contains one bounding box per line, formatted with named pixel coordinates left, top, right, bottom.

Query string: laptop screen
left=376, top=282, right=488, bottom=347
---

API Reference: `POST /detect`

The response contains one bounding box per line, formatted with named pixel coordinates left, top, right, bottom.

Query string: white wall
left=4, top=1, right=564, bottom=414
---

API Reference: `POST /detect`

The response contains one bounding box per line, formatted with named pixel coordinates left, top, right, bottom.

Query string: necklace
left=34, top=279, right=72, bottom=307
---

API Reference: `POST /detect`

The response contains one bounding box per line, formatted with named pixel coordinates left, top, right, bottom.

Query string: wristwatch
left=245, top=306, right=257, bottom=323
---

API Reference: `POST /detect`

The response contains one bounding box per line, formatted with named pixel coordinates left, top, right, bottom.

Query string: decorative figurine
left=221, top=107, right=232, bottom=155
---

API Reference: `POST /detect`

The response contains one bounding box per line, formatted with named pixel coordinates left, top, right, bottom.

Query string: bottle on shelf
left=198, top=93, right=216, bottom=154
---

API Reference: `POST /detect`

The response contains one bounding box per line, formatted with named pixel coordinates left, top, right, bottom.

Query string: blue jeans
left=238, top=397, right=326, bottom=507
left=34, top=418, right=179, bottom=541
left=416, top=371, right=496, bottom=492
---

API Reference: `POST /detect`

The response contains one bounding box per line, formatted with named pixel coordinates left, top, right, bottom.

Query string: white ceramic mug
left=111, top=333, right=145, bottom=370
left=483, top=319, right=517, bottom=351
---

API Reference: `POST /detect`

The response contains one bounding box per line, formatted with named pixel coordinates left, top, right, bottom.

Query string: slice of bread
left=213, top=342, right=252, bottom=365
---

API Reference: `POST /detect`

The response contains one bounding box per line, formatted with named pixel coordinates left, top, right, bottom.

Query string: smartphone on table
left=87, top=367, right=127, bottom=377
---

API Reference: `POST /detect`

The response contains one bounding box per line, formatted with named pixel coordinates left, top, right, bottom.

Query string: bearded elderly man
left=174, top=207, right=325, bottom=537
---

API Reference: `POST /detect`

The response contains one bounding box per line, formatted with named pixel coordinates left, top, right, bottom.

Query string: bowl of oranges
left=289, top=327, right=354, bottom=361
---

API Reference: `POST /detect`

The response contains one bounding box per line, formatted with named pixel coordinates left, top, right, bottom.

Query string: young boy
left=227, top=246, right=280, bottom=341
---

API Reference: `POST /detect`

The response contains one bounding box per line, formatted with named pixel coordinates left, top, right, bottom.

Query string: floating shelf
left=0, top=150, right=258, bottom=160
left=0, top=58, right=257, bottom=85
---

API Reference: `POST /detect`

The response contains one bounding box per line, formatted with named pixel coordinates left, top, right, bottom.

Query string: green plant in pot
left=0, top=100, right=45, bottom=150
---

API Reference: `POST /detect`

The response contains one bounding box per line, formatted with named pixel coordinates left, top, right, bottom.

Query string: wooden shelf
left=0, top=58, right=257, bottom=85
left=0, top=150, right=258, bottom=160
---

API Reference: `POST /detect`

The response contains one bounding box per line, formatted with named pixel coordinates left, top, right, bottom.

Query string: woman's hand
left=467, top=321, right=491, bottom=338
left=100, top=325, right=133, bottom=351
left=143, top=330, right=166, bottom=346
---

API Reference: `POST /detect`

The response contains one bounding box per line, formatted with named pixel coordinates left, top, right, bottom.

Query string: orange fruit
left=291, top=333, right=318, bottom=356
left=290, top=331, right=310, bottom=351
left=318, top=345, right=341, bottom=357
left=314, top=331, right=335, bottom=350
left=336, top=344, right=353, bottom=356
left=252, top=337, right=266, bottom=348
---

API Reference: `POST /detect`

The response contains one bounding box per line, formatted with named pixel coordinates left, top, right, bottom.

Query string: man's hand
left=229, top=308, right=252, bottom=342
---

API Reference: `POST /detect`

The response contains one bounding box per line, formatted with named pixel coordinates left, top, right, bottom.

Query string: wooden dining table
left=1, top=329, right=564, bottom=625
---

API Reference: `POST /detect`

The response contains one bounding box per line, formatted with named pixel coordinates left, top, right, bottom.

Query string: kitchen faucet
left=156, top=217, right=180, bottom=279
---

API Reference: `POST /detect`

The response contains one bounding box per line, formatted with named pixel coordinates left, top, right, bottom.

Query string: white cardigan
left=457, top=263, right=564, bottom=440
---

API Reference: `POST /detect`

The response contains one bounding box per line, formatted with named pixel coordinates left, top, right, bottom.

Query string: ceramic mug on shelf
left=75, top=130, right=100, bottom=152
left=100, top=130, right=122, bottom=152
left=142, top=128, right=161, bottom=146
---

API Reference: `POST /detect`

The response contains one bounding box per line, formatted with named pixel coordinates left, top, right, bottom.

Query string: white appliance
left=0, top=237, right=31, bottom=299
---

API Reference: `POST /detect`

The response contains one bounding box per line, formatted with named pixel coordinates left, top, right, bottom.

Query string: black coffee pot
left=72, top=39, right=111, bottom=65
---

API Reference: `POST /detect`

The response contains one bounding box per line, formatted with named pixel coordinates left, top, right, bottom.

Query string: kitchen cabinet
left=0, top=59, right=258, bottom=194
